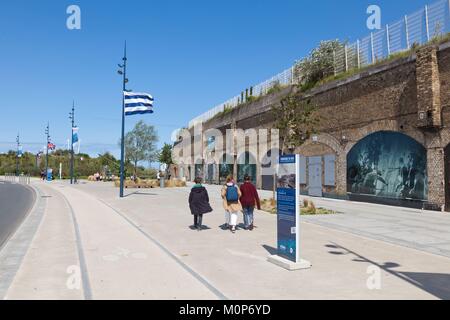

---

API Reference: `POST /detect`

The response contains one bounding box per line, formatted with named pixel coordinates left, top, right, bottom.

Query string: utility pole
left=69, top=102, right=76, bottom=184
left=45, top=123, right=50, bottom=180
left=16, top=133, right=20, bottom=176
left=117, top=42, right=129, bottom=198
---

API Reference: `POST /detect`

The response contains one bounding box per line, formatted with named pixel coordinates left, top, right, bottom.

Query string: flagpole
left=119, top=41, right=128, bottom=198
left=70, top=101, right=75, bottom=184
left=16, top=133, right=20, bottom=176
left=45, top=123, right=50, bottom=180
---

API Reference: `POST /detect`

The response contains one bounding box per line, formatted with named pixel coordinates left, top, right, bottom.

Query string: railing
left=188, top=0, right=450, bottom=128
left=189, top=67, right=295, bottom=128
left=334, top=0, right=450, bottom=74
left=3, top=173, right=31, bottom=185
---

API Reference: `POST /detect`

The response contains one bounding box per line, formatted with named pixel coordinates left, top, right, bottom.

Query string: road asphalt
left=0, top=181, right=35, bottom=249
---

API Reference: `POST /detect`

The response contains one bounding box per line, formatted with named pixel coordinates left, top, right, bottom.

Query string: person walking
left=221, top=176, right=242, bottom=233
left=239, top=175, right=261, bottom=231
left=188, top=177, right=213, bottom=231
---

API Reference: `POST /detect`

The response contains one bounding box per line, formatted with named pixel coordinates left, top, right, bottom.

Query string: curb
left=0, top=183, right=47, bottom=299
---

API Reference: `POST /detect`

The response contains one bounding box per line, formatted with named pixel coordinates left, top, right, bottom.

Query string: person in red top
left=239, top=175, right=261, bottom=231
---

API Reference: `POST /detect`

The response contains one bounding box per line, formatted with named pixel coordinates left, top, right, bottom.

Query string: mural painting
left=347, top=131, right=427, bottom=201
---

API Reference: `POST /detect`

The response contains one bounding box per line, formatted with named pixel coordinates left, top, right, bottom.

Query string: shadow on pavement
left=189, top=225, right=212, bottom=231
left=262, top=245, right=278, bottom=256
left=123, top=191, right=158, bottom=198
left=326, top=243, right=450, bottom=300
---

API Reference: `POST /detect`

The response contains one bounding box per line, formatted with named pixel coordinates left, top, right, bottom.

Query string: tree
left=97, top=152, right=120, bottom=176
left=158, top=143, right=173, bottom=171
left=294, top=39, right=344, bottom=89
left=158, top=143, right=174, bottom=177
left=272, top=95, right=319, bottom=154
left=121, top=120, right=159, bottom=178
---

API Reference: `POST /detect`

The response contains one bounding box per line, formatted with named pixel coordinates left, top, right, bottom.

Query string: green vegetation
left=271, top=95, right=319, bottom=152
left=0, top=149, right=159, bottom=179
left=120, top=120, right=159, bottom=178
left=212, top=105, right=234, bottom=119
left=158, top=143, right=174, bottom=175
left=266, top=82, right=285, bottom=95
left=245, top=95, right=261, bottom=103
left=294, top=39, right=345, bottom=93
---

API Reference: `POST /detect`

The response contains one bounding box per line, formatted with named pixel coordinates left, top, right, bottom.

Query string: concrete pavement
left=2, top=179, right=450, bottom=299
left=59, top=181, right=450, bottom=299
left=3, top=181, right=218, bottom=300
left=296, top=195, right=450, bottom=258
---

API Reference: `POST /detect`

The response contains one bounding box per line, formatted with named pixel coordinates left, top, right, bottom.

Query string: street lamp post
left=118, top=42, right=129, bottom=198
left=69, top=102, right=76, bottom=184
left=45, top=123, right=50, bottom=180
left=16, top=133, right=20, bottom=176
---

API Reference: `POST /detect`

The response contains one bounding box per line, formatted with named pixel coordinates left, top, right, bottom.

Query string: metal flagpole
left=118, top=41, right=128, bottom=198
left=16, top=133, right=20, bottom=176
left=45, top=123, right=50, bottom=180
left=70, top=101, right=75, bottom=184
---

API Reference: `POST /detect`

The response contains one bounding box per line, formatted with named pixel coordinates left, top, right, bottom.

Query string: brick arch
left=344, top=120, right=425, bottom=154
left=296, top=133, right=343, bottom=155
left=296, top=133, right=347, bottom=196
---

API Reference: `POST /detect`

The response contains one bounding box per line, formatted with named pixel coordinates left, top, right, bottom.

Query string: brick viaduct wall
left=175, top=41, right=450, bottom=210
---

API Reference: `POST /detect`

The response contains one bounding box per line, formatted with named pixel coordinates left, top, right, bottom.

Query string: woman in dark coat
left=189, top=177, right=213, bottom=231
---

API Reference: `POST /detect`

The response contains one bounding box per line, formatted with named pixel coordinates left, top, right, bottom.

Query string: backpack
left=226, top=185, right=239, bottom=202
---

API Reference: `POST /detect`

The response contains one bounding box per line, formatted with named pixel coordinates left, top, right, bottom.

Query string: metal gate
left=308, top=156, right=322, bottom=197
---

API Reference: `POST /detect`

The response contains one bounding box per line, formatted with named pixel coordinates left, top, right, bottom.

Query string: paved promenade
left=1, top=180, right=450, bottom=300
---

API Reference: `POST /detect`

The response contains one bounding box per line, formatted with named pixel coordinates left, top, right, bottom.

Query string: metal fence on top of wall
left=188, top=67, right=295, bottom=128
left=188, top=0, right=450, bottom=128
left=334, top=0, right=450, bottom=74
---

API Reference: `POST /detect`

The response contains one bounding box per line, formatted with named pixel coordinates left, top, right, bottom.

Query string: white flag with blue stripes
left=124, top=91, right=154, bottom=116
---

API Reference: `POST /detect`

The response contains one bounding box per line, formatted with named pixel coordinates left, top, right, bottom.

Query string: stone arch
left=344, top=120, right=425, bottom=154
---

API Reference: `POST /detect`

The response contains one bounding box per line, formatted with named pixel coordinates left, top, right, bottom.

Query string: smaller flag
left=72, top=127, right=79, bottom=145
left=17, top=145, right=23, bottom=158
left=124, top=91, right=154, bottom=116
left=47, top=142, right=56, bottom=151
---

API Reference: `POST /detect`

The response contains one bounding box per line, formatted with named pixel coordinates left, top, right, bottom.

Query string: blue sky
left=0, top=0, right=432, bottom=159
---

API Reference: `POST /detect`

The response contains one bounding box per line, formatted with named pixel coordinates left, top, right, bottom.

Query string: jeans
left=242, top=206, right=254, bottom=228
left=194, top=214, right=203, bottom=227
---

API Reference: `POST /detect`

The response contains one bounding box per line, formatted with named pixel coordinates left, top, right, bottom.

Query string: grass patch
left=260, top=198, right=336, bottom=216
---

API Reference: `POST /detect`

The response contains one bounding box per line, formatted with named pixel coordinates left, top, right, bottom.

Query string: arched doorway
left=219, top=154, right=234, bottom=185
left=237, top=151, right=257, bottom=184
left=194, top=160, right=204, bottom=180
left=347, top=131, right=427, bottom=207
left=261, top=149, right=281, bottom=191
left=205, top=160, right=217, bottom=184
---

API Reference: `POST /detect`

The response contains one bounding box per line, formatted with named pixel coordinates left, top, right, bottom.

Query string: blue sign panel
left=277, top=155, right=298, bottom=262
left=47, top=168, right=53, bottom=181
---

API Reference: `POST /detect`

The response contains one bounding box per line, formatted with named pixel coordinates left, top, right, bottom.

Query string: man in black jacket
left=188, top=177, right=213, bottom=231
